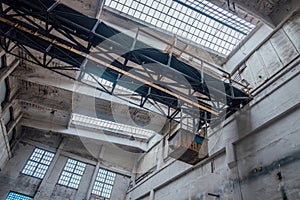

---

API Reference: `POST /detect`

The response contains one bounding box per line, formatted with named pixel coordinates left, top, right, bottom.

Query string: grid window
left=91, top=168, right=116, bottom=199
left=105, top=0, right=255, bottom=55
left=6, top=192, right=33, bottom=200
left=58, top=159, right=86, bottom=189
left=22, top=148, right=55, bottom=179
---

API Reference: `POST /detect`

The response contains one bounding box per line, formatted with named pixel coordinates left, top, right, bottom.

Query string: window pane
left=6, top=192, right=33, bottom=200
left=22, top=148, right=55, bottom=179
left=91, top=168, right=116, bottom=198
left=58, top=158, right=86, bottom=189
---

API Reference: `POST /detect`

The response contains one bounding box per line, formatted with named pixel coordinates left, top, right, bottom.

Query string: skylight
left=71, top=113, right=156, bottom=139
left=105, top=0, right=255, bottom=55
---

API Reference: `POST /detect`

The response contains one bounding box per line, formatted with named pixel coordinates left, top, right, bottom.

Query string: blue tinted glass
left=6, top=192, right=33, bottom=200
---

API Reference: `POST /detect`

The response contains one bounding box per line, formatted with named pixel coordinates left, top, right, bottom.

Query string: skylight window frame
left=179, top=0, right=254, bottom=33
left=21, top=148, right=55, bottom=179
left=104, top=0, right=255, bottom=55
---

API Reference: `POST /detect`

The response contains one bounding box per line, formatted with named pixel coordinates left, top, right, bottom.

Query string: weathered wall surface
left=0, top=128, right=132, bottom=200
left=126, top=13, right=300, bottom=200
left=0, top=51, right=17, bottom=170
left=0, top=113, right=9, bottom=170
left=236, top=106, right=300, bottom=200
left=135, top=145, right=159, bottom=179
left=230, top=13, right=300, bottom=92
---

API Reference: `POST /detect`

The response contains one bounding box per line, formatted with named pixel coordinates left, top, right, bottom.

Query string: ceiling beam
left=20, top=118, right=148, bottom=152
left=13, top=65, right=175, bottom=134
left=0, top=58, right=19, bottom=83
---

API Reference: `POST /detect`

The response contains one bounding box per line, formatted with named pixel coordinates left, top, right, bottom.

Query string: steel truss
left=0, top=0, right=251, bottom=132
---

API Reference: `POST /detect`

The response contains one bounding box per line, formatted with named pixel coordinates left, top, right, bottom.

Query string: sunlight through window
left=105, top=0, right=255, bottom=55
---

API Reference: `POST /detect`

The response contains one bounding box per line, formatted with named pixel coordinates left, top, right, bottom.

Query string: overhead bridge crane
left=0, top=0, right=251, bottom=134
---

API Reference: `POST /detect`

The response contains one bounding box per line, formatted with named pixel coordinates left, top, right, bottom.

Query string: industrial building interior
left=0, top=0, right=299, bottom=199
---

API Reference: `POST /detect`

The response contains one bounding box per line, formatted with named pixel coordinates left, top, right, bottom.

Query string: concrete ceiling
left=12, top=63, right=172, bottom=130
left=8, top=62, right=175, bottom=152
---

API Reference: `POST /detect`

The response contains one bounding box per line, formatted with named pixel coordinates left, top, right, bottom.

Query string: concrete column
left=226, top=143, right=243, bottom=200
left=226, top=143, right=237, bottom=169
left=231, top=166, right=243, bottom=200
left=130, top=155, right=138, bottom=188
left=156, top=140, right=165, bottom=170
left=0, top=106, right=11, bottom=169
left=86, top=144, right=103, bottom=200
left=0, top=52, right=19, bottom=168
left=0, top=58, right=19, bottom=83
left=86, top=162, right=100, bottom=199
left=149, top=189, right=155, bottom=200
left=34, top=139, right=66, bottom=200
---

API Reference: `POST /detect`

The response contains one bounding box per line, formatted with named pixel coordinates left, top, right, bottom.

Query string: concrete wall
left=224, top=23, right=273, bottom=72
left=0, top=51, right=11, bottom=170
left=126, top=13, right=300, bottom=200
left=0, top=47, right=23, bottom=170
left=0, top=110, right=10, bottom=170
left=135, top=145, right=159, bottom=179
left=0, top=128, right=132, bottom=200
left=229, top=13, right=300, bottom=92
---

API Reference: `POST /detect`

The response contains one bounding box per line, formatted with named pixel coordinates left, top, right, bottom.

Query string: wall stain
left=239, top=149, right=300, bottom=184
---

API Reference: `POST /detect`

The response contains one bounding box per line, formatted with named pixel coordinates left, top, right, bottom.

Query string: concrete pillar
left=231, top=166, right=243, bottom=200
left=130, top=155, right=139, bottom=188
left=226, top=143, right=237, bottom=169
left=0, top=106, right=11, bottom=169
left=149, top=189, right=155, bottom=200
left=86, top=162, right=100, bottom=199
left=226, top=143, right=243, bottom=200
left=33, top=139, right=66, bottom=200
left=156, top=140, right=165, bottom=170
left=86, top=144, right=103, bottom=199
left=0, top=58, right=19, bottom=83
